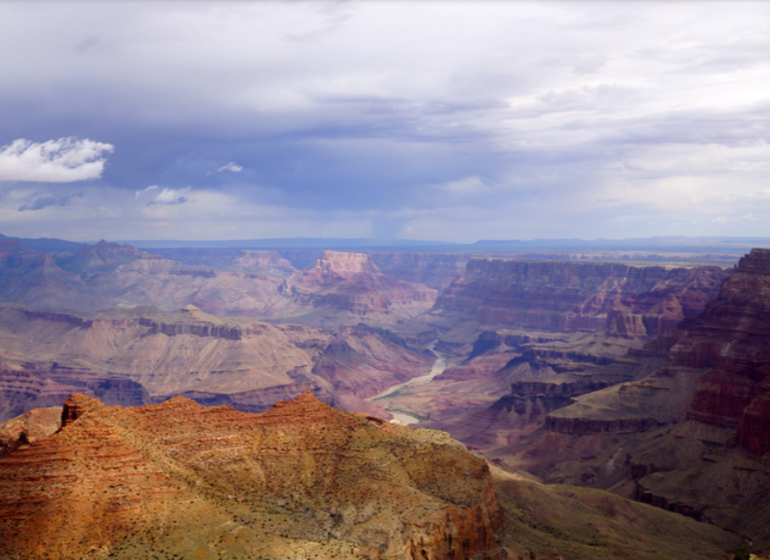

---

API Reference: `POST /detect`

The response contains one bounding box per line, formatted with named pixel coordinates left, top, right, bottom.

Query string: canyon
left=378, top=258, right=729, bottom=437
left=0, top=240, right=437, bottom=329
left=260, top=250, right=438, bottom=328
left=481, top=249, right=770, bottom=548
left=2, top=233, right=768, bottom=558
left=0, top=303, right=434, bottom=423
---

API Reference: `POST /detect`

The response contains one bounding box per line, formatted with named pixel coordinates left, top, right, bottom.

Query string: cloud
left=148, top=186, right=190, bottom=206
left=440, top=176, right=494, bottom=198
left=1, top=3, right=770, bottom=241
left=217, top=162, right=243, bottom=173
left=134, top=185, right=190, bottom=205
left=0, top=138, right=114, bottom=183
left=134, top=185, right=158, bottom=199
left=18, top=192, right=83, bottom=212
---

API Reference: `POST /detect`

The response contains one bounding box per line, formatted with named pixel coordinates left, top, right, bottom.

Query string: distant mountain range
left=3, top=231, right=770, bottom=254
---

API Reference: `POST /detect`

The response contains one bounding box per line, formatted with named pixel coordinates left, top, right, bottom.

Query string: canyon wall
left=436, top=258, right=728, bottom=337
left=264, top=250, right=438, bottom=328
left=0, top=304, right=433, bottom=422
left=378, top=258, right=726, bottom=441
left=0, top=242, right=439, bottom=329
left=490, top=249, right=770, bottom=548
left=368, top=252, right=470, bottom=291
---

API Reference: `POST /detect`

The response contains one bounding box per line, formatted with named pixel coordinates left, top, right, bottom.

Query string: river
left=367, top=341, right=449, bottom=425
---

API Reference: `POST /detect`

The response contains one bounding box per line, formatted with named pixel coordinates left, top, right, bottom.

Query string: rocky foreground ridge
left=0, top=392, right=503, bottom=560
left=0, top=395, right=743, bottom=560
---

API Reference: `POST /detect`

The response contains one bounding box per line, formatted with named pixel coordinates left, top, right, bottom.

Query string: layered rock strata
left=0, top=305, right=432, bottom=421
left=400, top=259, right=726, bottom=450
left=264, top=251, right=438, bottom=328
left=369, top=252, right=470, bottom=291
left=0, top=240, right=283, bottom=316
left=0, top=406, right=61, bottom=459
left=492, top=249, right=770, bottom=548
left=435, top=258, right=728, bottom=338
left=0, top=392, right=503, bottom=560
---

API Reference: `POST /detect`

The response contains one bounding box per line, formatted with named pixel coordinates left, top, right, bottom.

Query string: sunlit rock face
left=0, top=406, right=61, bottom=459
left=264, top=251, right=438, bottom=328
left=0, top=392, right=503, bottom=560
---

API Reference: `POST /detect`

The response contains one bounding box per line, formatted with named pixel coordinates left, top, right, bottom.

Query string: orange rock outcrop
left=0, top=392, right=503, bottom=560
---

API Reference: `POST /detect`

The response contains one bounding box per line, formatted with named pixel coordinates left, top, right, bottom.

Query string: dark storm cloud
left=0, top=1, right=769, bottom=241
left=18, top=192, right=83, bottom=212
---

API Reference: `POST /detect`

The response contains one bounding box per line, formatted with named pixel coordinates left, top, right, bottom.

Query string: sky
left=0, top=1, right=769, bottom=243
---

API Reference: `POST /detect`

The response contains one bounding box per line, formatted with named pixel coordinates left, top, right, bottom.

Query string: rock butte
left=0, top=391, right=503, bottom=560
left=265, top=251, right=438, bottom=328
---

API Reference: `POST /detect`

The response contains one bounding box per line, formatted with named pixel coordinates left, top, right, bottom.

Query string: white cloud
left=0, top=138, right=113, bottom=182
left=152, top=187, right=190, bottom=205
left=135, top=185, right=158, bottom=199
left=134, top=185, right=190, bottom=205
left=217, top=162, right=243, bottom=173
left=439, top=176, right=495, bottom=199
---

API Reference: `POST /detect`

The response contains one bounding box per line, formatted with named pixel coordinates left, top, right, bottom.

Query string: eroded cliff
left=264, top=251, right=438, bottom=328
left=0, top=392, right=503, bottom=560
left=0, top=304, right=433, bottom=422
left=435, top=258, right=728, bottom=338
left=489, top=249, right=770, bottom=549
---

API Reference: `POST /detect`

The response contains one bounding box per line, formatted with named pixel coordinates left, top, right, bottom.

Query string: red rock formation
left=679, top=249, right=770, bottom=452
left=1, top=242, right=440, bottom=329
left=739, top=386, right=770, bottom=455
left=265, top=251, right=438, bottom=328
left=0, top=305, right=433, bottom=422
left=0, top=406, right=61, bottom=458
left=436, top=258, right=727, bottom=337
left=0, top=392, right=503, bottom=560
left=484, top=249, right=770, bottom=547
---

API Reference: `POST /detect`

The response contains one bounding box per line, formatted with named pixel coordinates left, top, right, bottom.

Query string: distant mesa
left=314, top=250, right=381, bottom=274
left=262, top=250, right=438, bottom=328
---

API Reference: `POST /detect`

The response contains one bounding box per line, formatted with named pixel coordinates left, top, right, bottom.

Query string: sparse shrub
left=732, top=547, right=751, bottom=560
